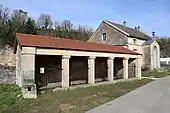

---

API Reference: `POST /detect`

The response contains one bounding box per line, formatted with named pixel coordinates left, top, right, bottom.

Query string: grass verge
left=142, top=70, right=170, bottom=78
left=0, top=79, right=152, bottom=113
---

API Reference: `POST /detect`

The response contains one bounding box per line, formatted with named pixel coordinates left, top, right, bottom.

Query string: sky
left=1, top=0, right=170, bottom=37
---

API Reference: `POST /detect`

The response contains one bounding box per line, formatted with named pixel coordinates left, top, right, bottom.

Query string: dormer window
left=133, top=39, right=137, bottom=44
left=102, top=33, right=107, bottom=42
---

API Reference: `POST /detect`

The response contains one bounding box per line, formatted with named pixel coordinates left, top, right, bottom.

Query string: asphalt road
left=86, top=76, right=170, bottom=113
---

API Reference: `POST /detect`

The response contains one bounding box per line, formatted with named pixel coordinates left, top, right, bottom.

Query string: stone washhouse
left=14, top=33, right=142, bottom=98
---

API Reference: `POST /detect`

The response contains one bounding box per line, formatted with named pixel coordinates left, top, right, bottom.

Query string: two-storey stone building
left=89, top=20, right=160, bottom=70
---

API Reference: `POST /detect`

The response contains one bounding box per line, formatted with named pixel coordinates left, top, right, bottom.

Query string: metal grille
left=36, top=65, right=61, bottom=87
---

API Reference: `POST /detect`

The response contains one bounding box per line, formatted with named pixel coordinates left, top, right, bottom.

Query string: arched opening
left=153, top=46, right=157, bottom=68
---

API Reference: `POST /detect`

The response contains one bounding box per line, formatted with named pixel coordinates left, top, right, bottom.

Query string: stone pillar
left=88, top=56, right=95, bottom=84
left=123, top=57, right=129, bottom=79
left=107, top=57, right=114, bottom=82
left=21, top=54, right=35, bottom=86
left=135, top=57, right=142, bottom=79
left=61, top=55, right=70, bottom=87
left=21, top=47, right=37, bottom=98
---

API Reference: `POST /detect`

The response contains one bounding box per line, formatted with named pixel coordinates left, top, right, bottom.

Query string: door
left=153, top=46, right=157, bottom=69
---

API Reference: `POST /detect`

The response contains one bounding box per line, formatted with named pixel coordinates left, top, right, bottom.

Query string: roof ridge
left=106, top=20, right=139, bottom=32
left=16, top=33, right=93, bottom=44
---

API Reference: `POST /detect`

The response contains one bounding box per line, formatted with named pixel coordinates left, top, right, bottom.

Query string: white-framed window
left=102, top=33, right=107, bottom=42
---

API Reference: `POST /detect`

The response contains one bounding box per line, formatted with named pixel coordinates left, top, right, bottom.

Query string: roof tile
left=105, top=21, right=151, bottom=40
left=15, top=33, right=140, bottom=55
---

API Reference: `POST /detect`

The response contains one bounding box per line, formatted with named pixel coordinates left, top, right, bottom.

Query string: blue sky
left=1, top=0, right=170, bottom=36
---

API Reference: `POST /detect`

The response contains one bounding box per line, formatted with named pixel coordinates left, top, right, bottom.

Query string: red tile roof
left=14, top=33, right=140, bottom=55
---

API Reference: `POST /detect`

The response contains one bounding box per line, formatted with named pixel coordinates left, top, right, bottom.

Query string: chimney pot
left=137, top=26, right=140, bottom=30
left=123, top=21, right=126, bottom=26
left=152, top=31, right=155, bottom=37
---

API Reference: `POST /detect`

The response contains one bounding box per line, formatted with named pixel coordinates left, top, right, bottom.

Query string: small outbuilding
left=14, top=33, right=142, bottom=98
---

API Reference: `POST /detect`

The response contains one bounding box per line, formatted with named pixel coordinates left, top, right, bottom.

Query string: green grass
left=142, top=70, right=170, bottom=78
left=0, top=79, right=152, bottom=113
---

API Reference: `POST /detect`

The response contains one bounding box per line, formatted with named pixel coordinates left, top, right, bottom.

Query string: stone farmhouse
left=89, top=20, right=160, bottom=70
left=14, top=33, right=142, bottom=98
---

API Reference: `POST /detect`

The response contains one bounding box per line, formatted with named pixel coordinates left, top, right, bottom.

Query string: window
left=133, top=49, right=137, bottom=51
left=27, top=86, right=32, bottom=91
left=133, top=39, right=137, bottom=44
left=154, top=46, right=157, bottom=50
left=102, top=33, right=107, bottom=42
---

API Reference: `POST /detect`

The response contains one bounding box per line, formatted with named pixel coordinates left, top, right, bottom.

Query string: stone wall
left=89, top=22, right=127, bottom=45
left=0, top=46, right=16, bottom=67
left=142, top=45, right=151, bottom=69
left=0, top=46, right=16, bottom=84
left=0, top=64, right=16, bottom=84
left=128, top=58, right=136, bottom=78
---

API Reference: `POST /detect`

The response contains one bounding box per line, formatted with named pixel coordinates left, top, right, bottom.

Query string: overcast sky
left=1, top=0, right=170, bottom=37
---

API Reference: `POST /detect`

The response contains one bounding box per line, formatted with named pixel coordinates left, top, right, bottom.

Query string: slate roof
left=142, top=38, right=155, bottom=45
left=14, top=33, right=140, bottom=55
left=105, top=21, right=151, bottom=40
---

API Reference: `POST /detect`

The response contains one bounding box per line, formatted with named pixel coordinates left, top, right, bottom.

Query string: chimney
left=137, top=26, right=140, bottom=30
left=123, top=20, right=126, bottom=26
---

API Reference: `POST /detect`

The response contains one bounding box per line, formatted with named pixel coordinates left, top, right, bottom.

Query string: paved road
left=86, top=76, right=170, bottom=113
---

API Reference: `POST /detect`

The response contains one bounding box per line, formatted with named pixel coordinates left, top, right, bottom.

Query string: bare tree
left=61, top=20, right=73, bottom=31
left=37, top=14, right=52, bottom=29
left=76, top=25, right=93, bottom=40
left=0, top=4, right=10, bottom=46
left=10, top=9, right=28, bottom=33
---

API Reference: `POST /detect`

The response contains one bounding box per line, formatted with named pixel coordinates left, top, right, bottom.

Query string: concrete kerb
left=141, top=76, right=162, bottom=80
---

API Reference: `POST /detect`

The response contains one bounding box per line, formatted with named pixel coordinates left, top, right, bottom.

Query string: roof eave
left=128, top=35, right=149, bottom=40
left=20, top=45, right=140, bottom=55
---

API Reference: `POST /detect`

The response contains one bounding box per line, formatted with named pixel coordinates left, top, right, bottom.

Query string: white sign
left=40, top=67, right=45, bottom=74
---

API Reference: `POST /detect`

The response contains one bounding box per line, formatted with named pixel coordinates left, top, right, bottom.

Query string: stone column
left=135, top=57, right=142, bottom=79
left=107, top=57, right=114, bottom=82
left=61, top=55, right=70, bottom=88
left=123, top=57, right=129, bottom=79
left=21, top=54, right=35, bottom=85
left=21, top=47, right=37, bottom=98
left=88, top=56, right=95, bottom=84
